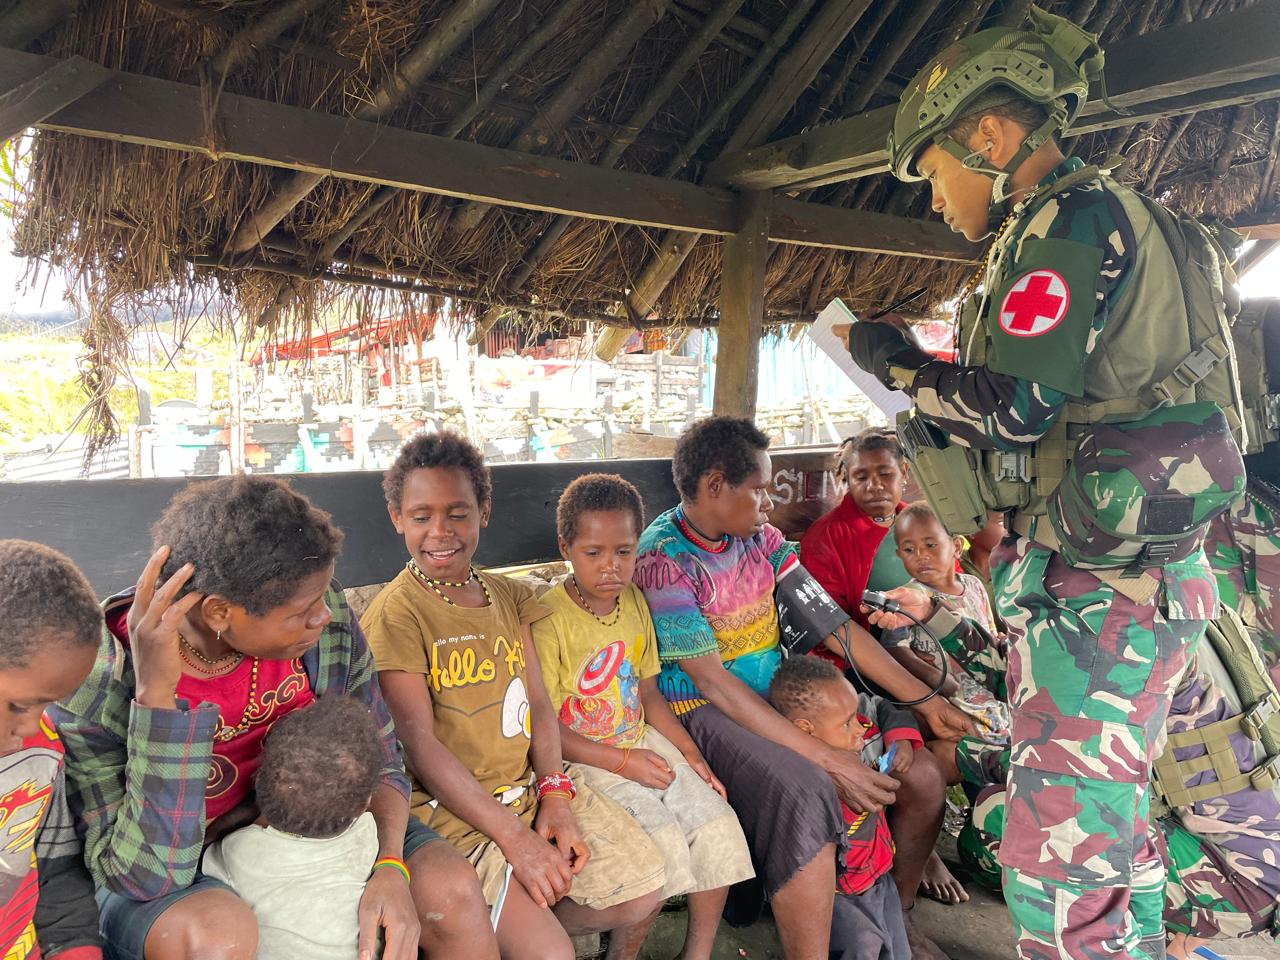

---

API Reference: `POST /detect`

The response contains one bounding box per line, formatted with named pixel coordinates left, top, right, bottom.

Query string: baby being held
left=202, top=696, right=384, bottom=960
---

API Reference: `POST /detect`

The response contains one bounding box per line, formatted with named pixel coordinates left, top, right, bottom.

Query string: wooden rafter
left=222, top=0, right=505, bottom=255
left=620, top=0, right=873, bottom=326
left=445, top=0, right=672, bottom=238
left=708, top=0, right=1280, bottom=191
left=0, top=0, right=77, bottom=49
left=1, top=50, right=976, bottom=260
left=0, top=55, right=107, bottom=142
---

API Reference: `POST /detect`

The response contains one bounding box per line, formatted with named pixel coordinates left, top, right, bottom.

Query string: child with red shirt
left=0, top=541, right=104, bottom=960
left=770, top=655, right=916, bottom=960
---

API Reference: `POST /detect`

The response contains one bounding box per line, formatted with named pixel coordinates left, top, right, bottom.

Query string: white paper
left=808, top=298, right=914, bottom=420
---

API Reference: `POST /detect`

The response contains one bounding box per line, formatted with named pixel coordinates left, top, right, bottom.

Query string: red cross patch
left=997, top=269, right=1070, bottom=337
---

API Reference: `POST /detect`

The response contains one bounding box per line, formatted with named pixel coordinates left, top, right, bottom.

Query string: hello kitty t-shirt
left=361, top=568, right=548, bottom=852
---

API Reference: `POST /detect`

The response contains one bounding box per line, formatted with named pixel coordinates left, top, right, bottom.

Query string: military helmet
left=888, top=6, right=1106, bottom=183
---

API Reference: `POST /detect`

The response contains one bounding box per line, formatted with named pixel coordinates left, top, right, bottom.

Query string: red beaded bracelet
left=536, top=772, right=576, bottom=801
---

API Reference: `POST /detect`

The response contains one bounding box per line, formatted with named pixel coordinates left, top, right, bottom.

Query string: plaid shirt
left=47, top=584, right=408, bottom=901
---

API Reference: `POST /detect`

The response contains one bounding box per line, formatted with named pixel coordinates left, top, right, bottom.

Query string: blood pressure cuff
left=775, top=557, right=852, bottom=657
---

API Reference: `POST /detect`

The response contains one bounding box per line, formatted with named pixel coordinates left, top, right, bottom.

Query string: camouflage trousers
left=958, top=785, right=1278, bottom=945
left=990, top=536, right=1212, bottom=959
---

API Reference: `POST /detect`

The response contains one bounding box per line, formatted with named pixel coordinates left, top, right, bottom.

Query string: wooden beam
left=0, top=55, right=107, bottom=142
left=0, top=0, right=77, bottom=49
left=1235, top=215, right=1280, bottom=242
left=724, top=0, right=873, bottom=152
left=447, top=0, right=671, bottom=236
left=708, top=0, right=1280, bottom=191
left=1, top=51, right=974, bottom=259
left=223, top=0, right=505, bottom=253
left=715, top=192, right=769, bottom=417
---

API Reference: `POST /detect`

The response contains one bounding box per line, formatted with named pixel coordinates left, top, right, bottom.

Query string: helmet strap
left=933, top=113, right=1063, bottom=228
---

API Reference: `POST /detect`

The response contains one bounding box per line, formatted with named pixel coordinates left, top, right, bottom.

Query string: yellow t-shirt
left=360, top=567, right=548, bottom=850
left=531, top=582, right=660, bottom=749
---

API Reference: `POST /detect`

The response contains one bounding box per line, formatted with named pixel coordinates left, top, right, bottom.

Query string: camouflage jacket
left=1204, top=486, right=1280, bottom=666
left=906, top=157, right=1134, bottom=452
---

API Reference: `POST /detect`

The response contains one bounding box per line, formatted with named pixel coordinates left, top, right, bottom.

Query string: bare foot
left=905, top=915, right=951, bottom=960
left=1167, top=933, right=1212, bottom=960
left=920, top=850, right=970, bottom=905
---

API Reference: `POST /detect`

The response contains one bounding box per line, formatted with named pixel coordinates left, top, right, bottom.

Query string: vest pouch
left=975, top=450, right=1033, bottom=514
left=896, top=411, right=986, bottom=536
left=1047, top=402, right=1245, bottom=570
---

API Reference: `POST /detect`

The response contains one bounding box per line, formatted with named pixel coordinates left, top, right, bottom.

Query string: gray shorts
left=830, top=873, right=910, bottom=960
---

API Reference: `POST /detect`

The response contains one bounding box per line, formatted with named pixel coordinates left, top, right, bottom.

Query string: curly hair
left=153, top=476, right=343, bottom=617
left=768, top=654, right=842, bottom=721
left=835, top=426, right=904, bottom=481
left=895, top=501, right=945, bottom=537
left=672, top=416, right=770, bottom=501
left=556, top=473, right=645, bottom=545
left=255, top=696, right=382, bottom=838
left=382, top=430, right=491, bottom=511
left=0, top=540, right=102, bottom=668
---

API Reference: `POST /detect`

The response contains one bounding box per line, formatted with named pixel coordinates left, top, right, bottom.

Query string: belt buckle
left=1241, top=693, right=1280, bottom=741
left=1263, top=394, right=1280, bottom=432
left=1249, top=753, right=1280, bottom=791
left=994, top=452, right=1029, bottom=482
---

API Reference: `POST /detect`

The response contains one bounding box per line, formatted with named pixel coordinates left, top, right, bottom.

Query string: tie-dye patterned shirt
left=634, top=508, right=794, bottom=715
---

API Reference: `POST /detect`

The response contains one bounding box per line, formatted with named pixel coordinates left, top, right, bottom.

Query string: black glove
left=847, top=320, right=933, bottom=387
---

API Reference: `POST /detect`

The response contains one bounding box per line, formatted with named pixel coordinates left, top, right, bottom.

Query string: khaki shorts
left=578, top=727, right=754, bottom=897
left=464, top=767, right=665, bottom=910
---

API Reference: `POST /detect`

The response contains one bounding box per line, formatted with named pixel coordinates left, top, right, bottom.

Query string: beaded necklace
left=213, top=656, right=263, bottom=744
left=178, top=643, right=244, bottom=676
left=567, top=575, right=621, bottom=627
left=409, top=559, right=492, bottom=607
left=179, top=636, right=241, bottom=671
left=674, top=506, right=730, bottom=553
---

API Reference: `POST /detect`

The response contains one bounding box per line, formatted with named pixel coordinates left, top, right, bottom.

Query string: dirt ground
left=622, top=837, right=1280, bottom=960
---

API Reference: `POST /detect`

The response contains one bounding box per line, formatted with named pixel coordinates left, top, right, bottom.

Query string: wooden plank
left=0, top=55, right=108, bottom=142
left=0, top=49, right=735, bottom=235
left=0, top=50, right=972, bottom=259
left=0, top=451, right=836, bottom=596
left=715, top=192, right=770, bottom=417
left=724, top=0, right=873, bottom=152
left=709, top=0, right=1280, bottom=191
left=771, top=195, right=976, bottom=259
left=1235, top=218, right=1280, bottom=242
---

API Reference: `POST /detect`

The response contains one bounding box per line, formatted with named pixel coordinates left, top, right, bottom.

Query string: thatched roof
left=5, top=0, right=1279, bottom=436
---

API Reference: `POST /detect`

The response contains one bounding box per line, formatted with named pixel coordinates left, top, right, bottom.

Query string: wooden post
left=714, top=192, right=770, bottom=418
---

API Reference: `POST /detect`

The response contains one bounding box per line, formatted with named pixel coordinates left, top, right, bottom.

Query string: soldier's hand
left=847, top=319, right=932, bottom=386
left=824, top=749, right=898, bottom=813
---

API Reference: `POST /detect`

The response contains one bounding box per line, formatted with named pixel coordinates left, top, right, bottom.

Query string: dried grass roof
left=5, top=0, right=1279, bottom=439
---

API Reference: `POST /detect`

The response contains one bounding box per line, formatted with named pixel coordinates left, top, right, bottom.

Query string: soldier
left=955, top=644, right=1280, bottom=959
left=1203, top=484, right=1280, bottom=673
left=845, top=7, right=1246, bottom=958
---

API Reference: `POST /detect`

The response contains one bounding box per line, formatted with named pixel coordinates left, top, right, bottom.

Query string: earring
left=216, top=629, right=223, bottom=644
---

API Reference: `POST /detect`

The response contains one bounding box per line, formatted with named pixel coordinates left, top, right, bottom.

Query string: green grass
left=0, top=332, right=236, bottom=450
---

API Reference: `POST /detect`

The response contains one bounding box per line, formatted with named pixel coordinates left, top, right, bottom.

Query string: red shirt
left=838, top=802, right=894, bottom=895
left=106, top=608, right=315, bottom=820
left=800, top=496, right=906, bottom=632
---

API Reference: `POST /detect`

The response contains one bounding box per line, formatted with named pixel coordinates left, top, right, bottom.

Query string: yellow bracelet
left=610, top=747, right=631, bottom=774
left=372, top=856, right=411, bottom=884
left=539, top=789, right=574, bottom=802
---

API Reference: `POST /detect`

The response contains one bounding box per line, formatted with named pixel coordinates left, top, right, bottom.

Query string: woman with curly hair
left=49, top=475, right=497, bottom=960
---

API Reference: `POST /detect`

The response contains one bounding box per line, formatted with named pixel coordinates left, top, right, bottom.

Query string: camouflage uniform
left=1204, top=488, right=1280, bottom=666
left=957, top=665, right=1280, bottom=945
left=899, top=158, right=1220, bottom=959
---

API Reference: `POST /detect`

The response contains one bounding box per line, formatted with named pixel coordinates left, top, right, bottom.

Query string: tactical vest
left=901, top=164, right=1248, bottom=551
left=1233, top=298, right=1280, bottom=453
left=1150, top=605, right=1280, bottom=817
